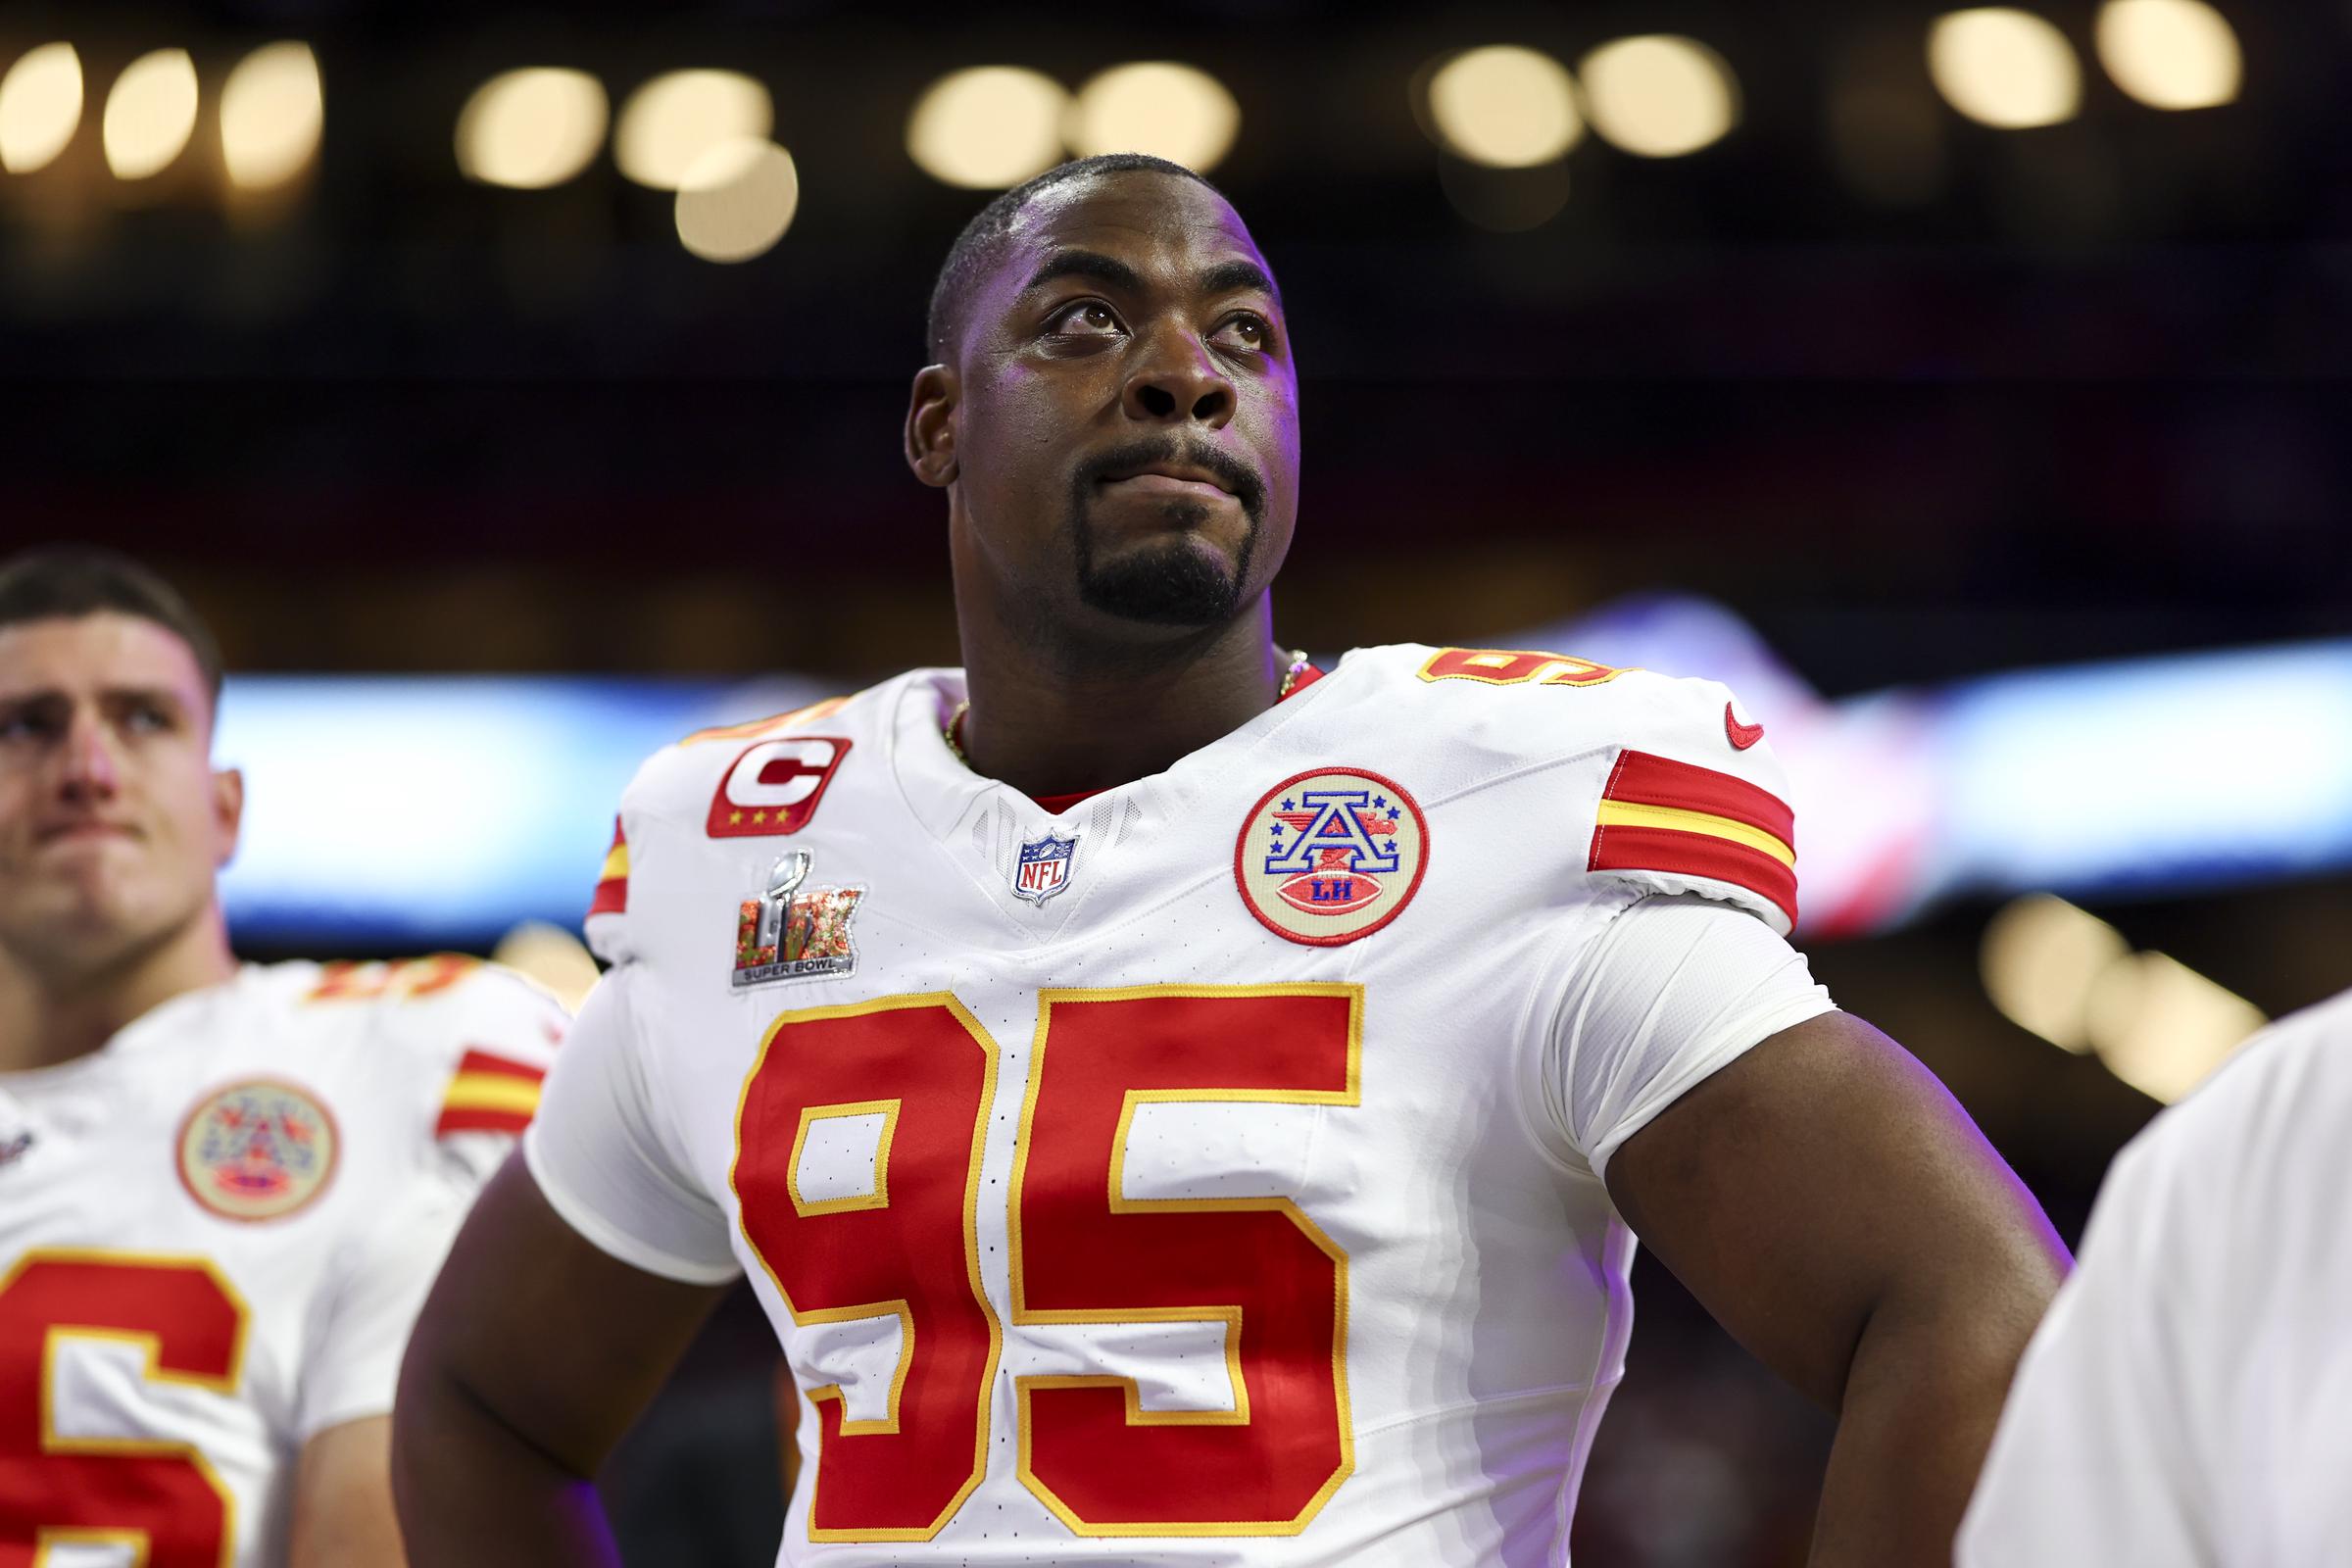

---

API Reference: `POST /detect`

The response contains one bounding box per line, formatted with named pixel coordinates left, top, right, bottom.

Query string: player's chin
left=1076, top=532, right=1250, bottom=628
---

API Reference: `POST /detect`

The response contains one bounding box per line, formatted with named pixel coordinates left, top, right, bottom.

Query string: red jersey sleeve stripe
left=1601, top=749, right=1795, bottom=847
left=435, top=1106, right=535, bottom=1137
left=454, top=1049, right=546, bottom=1084
left=1588, top=823, right=1799, bottom=927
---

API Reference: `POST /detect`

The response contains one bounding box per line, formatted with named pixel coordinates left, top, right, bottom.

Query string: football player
left=0, top=548, right=565, bottom=1567
left=1959, top=988, right=2352, bottom=1566
left=396, top=155, right=2066, bottom=1566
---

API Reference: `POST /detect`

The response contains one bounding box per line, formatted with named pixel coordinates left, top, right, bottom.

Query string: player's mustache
left=1075, top=437, right=1266, bottom=520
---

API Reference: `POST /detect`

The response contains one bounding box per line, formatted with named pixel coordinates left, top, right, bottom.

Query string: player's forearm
left=1806, top=1277, right=2045, bottom=1567
left=390, top=1363, right=624, bottom=1567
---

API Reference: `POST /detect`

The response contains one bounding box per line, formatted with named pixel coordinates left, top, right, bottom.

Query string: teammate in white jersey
left=1959, top=988, right=2352, bottom=1567
left=397, top=154, right=2067, bottom=1567
left=0, top=549, right=565, bottom=1568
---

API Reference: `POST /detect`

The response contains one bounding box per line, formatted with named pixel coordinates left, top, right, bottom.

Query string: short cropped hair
left=925, top=152, right=1220, bottom=363
left=0, top=547, right=224, bottom=710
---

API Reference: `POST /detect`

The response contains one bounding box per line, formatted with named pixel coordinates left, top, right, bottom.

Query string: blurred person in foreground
left=1960, top=988, right=2352, bottom=1567
left=396, top=155, right=2066, bottom=1567
left=0, top=548, right=566, bottom=1566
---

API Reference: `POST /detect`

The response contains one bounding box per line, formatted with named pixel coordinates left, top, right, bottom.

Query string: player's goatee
left=1069, top=434, right=1264, bottom=626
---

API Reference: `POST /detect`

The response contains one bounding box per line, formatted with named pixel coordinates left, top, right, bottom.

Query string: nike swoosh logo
left=1725, top=703, right=1765, bottom=751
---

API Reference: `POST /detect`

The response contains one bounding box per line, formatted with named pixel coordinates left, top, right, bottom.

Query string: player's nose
left=56, top=710, right=122, bottom=802
left=1120, top=322, right=1234, bottom=429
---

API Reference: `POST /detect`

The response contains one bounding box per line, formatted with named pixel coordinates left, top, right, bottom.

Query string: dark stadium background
left=7, top=2, right=2348, bottom=1561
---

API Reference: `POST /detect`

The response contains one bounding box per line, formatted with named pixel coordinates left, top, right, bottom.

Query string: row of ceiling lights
left=0, top=41, right=319, bottom=188
left=0, top=1, right=2248, bottom=261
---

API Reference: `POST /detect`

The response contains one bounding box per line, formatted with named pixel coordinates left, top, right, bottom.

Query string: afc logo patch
left=176, top=1079, right=340, bottom=1223
left=1235, top=767, right=1429, bottom=947
left=708, top=737, right=852, bottom=838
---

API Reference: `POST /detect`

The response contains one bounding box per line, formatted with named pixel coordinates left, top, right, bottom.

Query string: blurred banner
left=214, top=601, right=2352, bottom=947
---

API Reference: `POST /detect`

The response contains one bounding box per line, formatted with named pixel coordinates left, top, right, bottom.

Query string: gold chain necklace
left=943, top=648, right=1312, bottom=767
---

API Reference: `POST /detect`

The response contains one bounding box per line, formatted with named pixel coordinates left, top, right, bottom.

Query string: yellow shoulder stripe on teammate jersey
left=442, top=1073, right=543, bottom=1118
left=600, top=838, right=629, bottom=883
left=1592, top=800, right=1796, bottom=867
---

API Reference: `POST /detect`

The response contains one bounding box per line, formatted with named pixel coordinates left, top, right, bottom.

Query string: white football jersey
left=0, top=956, right=565, bottom=1568
left=528, top=644, right=1836, bottom=1565
left=1960, top=988, right=2352, bottom=1568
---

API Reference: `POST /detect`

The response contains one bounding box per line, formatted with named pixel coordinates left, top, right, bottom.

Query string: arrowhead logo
left=1725, top=703, right=1765, bottom=751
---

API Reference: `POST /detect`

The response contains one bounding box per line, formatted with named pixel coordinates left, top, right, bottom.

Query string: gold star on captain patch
left=730, top=810, right=744, bottom=825
left=752, top=810, right=767, bottom=824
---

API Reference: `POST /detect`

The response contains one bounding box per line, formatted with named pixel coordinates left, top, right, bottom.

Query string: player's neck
left=956, top=600, right=1290, bottom=798
left=0, top=906, right=236, bottom=1074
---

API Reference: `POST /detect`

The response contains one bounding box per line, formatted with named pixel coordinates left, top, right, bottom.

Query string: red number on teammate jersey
left=1417, top=647, right=1625, bottom=687
left=0, top=1251, right=248, bottom=1568
left=731, top=986, right=1359, bottom=1543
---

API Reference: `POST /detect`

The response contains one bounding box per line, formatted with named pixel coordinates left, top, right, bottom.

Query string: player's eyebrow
left=1198, top=258, right=1281, bottom=307
left=1021, top=249, right=1145, bottom=297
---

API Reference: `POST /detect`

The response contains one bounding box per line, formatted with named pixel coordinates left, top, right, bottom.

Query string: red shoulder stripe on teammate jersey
left=588, top=816, right=628, bottom=919
left=436, top=1049, right=548, bottom=1138
left=1589, top=749, right=1798, bottom=926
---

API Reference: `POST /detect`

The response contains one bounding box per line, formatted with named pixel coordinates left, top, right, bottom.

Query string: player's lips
left=1096, top=465, right=1237, bottom=504
left=34, top=819, right=140, bottom=847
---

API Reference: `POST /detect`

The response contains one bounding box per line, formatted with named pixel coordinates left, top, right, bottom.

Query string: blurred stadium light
left=673, top=137, right=798, bottom=262
left=1065, top=63, right=1239, bottom=172
left=614, top=69, right=772, bottom=190
left=1578, top=35, right=1740, bottom=159
left=210, top=620, right=2352, bottom=948
left=1980, top=894, right=2127, bottom=1053
left=2096, top=0, right=2243, bottom=110
left=1928, top=8, right=2083, bottom=128
left=1421, top=45, right=1583, bottom=169
left=219, top=42, right=322, bottom=192
left=1983, top=894, right=2264, bottom=1102
left=0, top=42, right=81, bottom=174
left=906, top=66, right=1066, bottom=188
left=2084, top=950, right=2264, bottom=1102
left=455, top=67, right=608, bottom=189
left=103, top=48, right=199, bottom=180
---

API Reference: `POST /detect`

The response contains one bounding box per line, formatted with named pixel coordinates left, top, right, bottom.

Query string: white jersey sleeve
left=1540, top=893, right=1835, bottom=1182
left=1960, top=989, right=2352, bottom=1567
left=523, top=963, right=742, bottom=1285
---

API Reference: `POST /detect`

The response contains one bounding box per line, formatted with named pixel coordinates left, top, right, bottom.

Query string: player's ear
left=211, top=765, right=243, bottom=869
left=905, top=364, right=959, bottom=489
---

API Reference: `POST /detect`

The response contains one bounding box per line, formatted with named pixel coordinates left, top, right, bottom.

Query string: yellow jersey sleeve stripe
left=441, top=1075, right=544, bottom=1117
left=1592, top=799, right=1795, bottom=868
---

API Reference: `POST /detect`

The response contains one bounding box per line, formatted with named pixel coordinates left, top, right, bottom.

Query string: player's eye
left=1211, top=312, right=1275, bottom=354
left=123, top=704, right=172, bottom=734
left=0, top=706, right=59, bottom=742
left=1046, top=300, right=1123, bottom=338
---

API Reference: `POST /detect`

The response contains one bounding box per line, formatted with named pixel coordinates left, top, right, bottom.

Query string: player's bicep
left=400, top=1152, right=729, bottom=1479
left=1605, top=1008, right=2066, bottom=1410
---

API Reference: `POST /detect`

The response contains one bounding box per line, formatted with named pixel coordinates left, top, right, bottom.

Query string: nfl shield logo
left=1011, top=832, right=1078, bottom=906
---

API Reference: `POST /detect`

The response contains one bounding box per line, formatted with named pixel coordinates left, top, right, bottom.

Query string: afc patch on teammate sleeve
left=1588, top=749, right=1797, bottom=928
